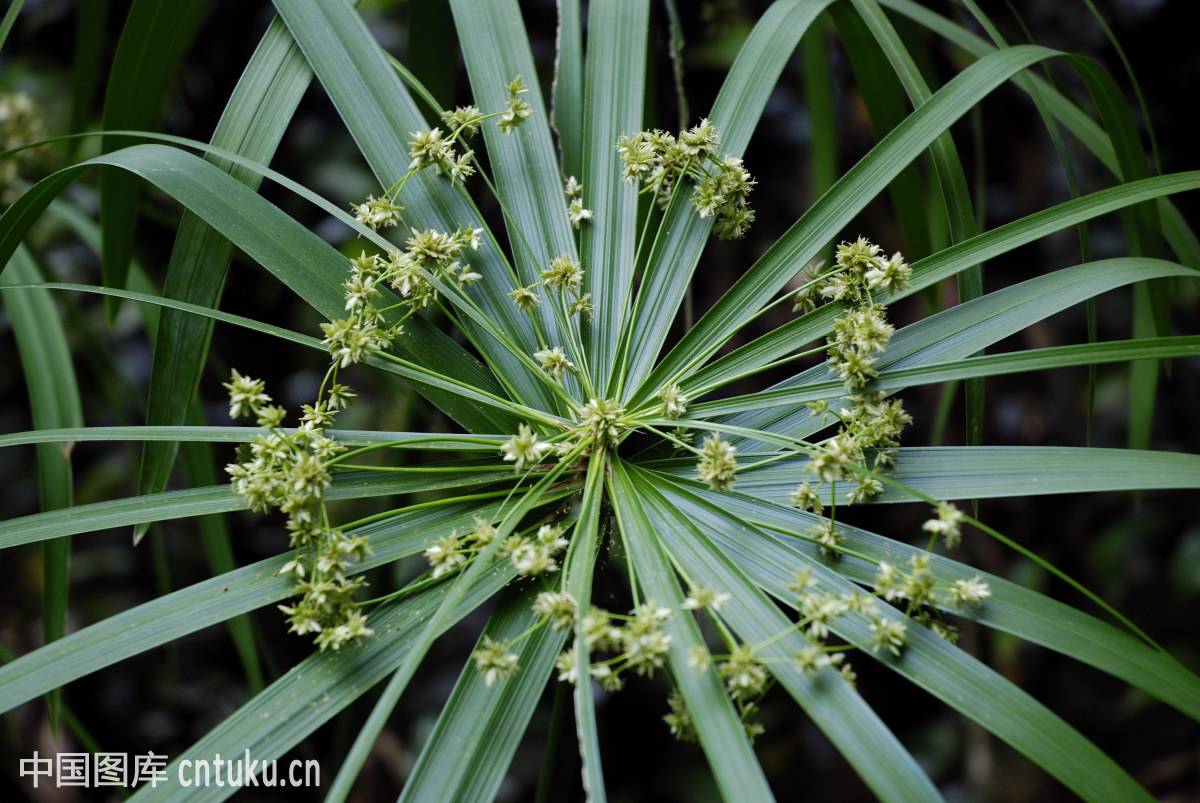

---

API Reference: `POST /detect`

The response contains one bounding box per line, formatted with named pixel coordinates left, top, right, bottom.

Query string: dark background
left=1, top=0, right=1198, bottom=800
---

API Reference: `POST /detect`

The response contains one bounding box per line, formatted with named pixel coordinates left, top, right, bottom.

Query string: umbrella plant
left=1, top=0, right=1198, bottom=800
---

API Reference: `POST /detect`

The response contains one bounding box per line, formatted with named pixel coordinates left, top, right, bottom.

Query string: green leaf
left=577, top=0, right=649, bottom=391
left=721, top=258, right=1197, bottom=445
left=552, top=0, right=584, bottom=178
left=876, top=0, right=1199, bottom=269
left=800, top=14, right=838, bottom=258
left=564, top=449, right=610, bottom=803
left=0, top=424, right=501, bottom=451
left=68, top=0, right=107, bottom=141
left=0, top=246, right=84, bottom=733
left=179, top=417, right=264, bottom=694
left=0, top=470, right=514, bottom=550
left=399, top=586, right=566, bottom=803
left=128, top=563, right=518, bottom=803
left=619, top=0, right=834, bottom=395
left=273, top=0, right=559, bottom=412
left=98, top=0, right=207, bottom=308
left=689, top=336, right=1200, bottom=417
left=322, top=448, right=579, bottom=801
left=828, top=4, right=931, bottom=261
left=842, top=0, right=985, bottom=448
left=609, top=459, right=774, bottom=802
left=139, top=12, right=320, bottom=542
left=0, top=145, right=517, bottom=433
left=713, top=484, right=1200, bottom=723
left=0, top=498, right=506, bottom=715
left=644, top=473, right=1159, bottom=801
left=405, top=0, right=456, bottom=110
left=10, top=280, right=559, bottom=427
left=650, top=445, right=1200, bottom=504
left=631, top=45, right=1063, bottom=405
left=0, top=0, right=24, bottom=53
left=448, top=0, right=579, bottom=292
left=688, top=172, right=1200, bottom=393
left=627, top=467, right=942, bottom=803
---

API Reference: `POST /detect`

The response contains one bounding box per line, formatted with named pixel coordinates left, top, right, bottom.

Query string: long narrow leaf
left=129, top=563, right=517, bottom=803
left=0, top=499, right=507, bottom=714
left=98, top=0, right=206, bottom=304
left=609, top=459, right=774, bottom=802
left=0, top=246, right=84, bottom=732
left=579, top=0, right=650, bottom=390
left=626, top=467, right=942, bottom=803
left=621, top=0, right=834, bottom=395
left=139, top=11, right=320, bottom=536
left=399, top=587, right=566, bottom=802
left=632, top=45, right=1062, bottom=404
left=0, top=145, right=516, bottom=432
left=644, top=472, right=1159, bottom=801
left=651, top=446, right=1200, bottom=504
left=273, top=0, right=559, bottom=412
left=689, top=337, right=1200, bottom=417
left=687, top=172, right=1200, bottom=393
left=0, top=470, right=514, bottom=549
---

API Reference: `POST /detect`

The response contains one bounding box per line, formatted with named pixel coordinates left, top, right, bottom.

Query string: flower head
left=534, top=346, right=575, bottom=380
left=540, top=254, right=583, bottom=293
left=533, top=591, right=578, bottom=629
left=441, top=104, right=486, bottom=137
left=719, top=645, right=768, bottom=701
left=869, top=616, right=908, bottom=657
left=498, top=75, right=532, bottom=133
left=949, top=576, right=991, bottom=607
left=580, top=398, right=625, bottom=446
left=663, top=691, right=698, bottom=742
left=509, top=284, right=541, bottom=311
left=500, top=423, right=553, bottom=471
left=351, top=195, right=404, bottom=231
left=682, top=586, right=731, bottom=611
left=472, top=636, right=519, bottom=686
left=922, top=502, right=965, bottom=548
left=696, top=433, right=737, bottom=491
left=224, top=369, right=271, bottom=419
left=659, top=384, right=688, bottom=419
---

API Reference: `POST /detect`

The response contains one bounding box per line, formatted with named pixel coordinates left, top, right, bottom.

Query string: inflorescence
left=618, top=118, right=756, bottom=240
left=222, top=88, right=988, bottom=745
left=0, top=92, right=45, bottom=197
left=224, top=76, right=534, bottom=651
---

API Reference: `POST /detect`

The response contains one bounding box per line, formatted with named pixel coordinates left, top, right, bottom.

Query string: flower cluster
left=0, top=92, right=45, bottom=194
left=509, top=250, right=592, bottom=323
left=498, top=75, right=533, bottom=133
left=696, top=433, right=737, bottom=491
left=545, top=253, right=591, bottom=318
left=226, top=203, right=489, bottom=649
left=793, top=237, right=912, bottom=315
left=321, top=227, right=483, bottom=368
left=872, top=555, right=991, bottom=644
left=792, top=391, right=913, bottom=519
left=472, top=636, right=520, bottom=687
left=652, top=521, right=991, bottom=742
left=658, top=383, right=688, bottom=419
left=617, top=118, right=756, bottom=239
left=426, top=519, right=570, bottom=580
left=222, top=370, right=378, bottom=651
left=350, top=76, right=532, bottom=232
left=564, top=175, right=592, bottom=229
left=922, top=501, right=965, bottom=548
left=798, top=239, right=910, bottom=390
left=553, top=601, right=674, bottom=692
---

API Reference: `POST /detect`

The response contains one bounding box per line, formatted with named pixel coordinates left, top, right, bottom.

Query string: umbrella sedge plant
left=1, top=0, right=1199, bottom=800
